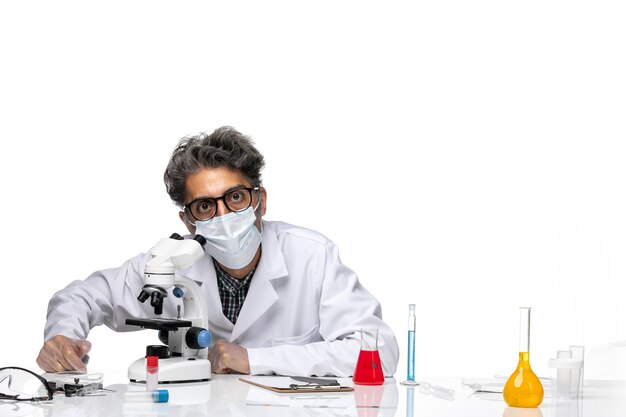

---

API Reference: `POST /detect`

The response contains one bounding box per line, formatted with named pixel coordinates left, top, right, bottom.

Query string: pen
left=290, top=376, right=339, bottom=386
left=289, top=384, right=342, bottom=390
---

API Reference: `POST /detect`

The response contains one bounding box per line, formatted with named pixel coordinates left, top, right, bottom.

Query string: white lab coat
left=44, top=220, right=399, bottom=377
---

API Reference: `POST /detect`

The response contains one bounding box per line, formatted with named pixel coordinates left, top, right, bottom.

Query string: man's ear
left=179, top=211, right=195, bottom=235
left=260, top=187, right=267, bottom=216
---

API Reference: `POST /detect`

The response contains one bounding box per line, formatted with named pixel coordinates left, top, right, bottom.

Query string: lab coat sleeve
left=246, top=241, right=399, bottom=377
left=43, top=253, right=156, bottom=341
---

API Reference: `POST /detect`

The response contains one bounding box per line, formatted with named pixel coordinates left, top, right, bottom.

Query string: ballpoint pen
left=290, top=376, right=339, bottom=386
left=289, top=384, right=343, bottom=390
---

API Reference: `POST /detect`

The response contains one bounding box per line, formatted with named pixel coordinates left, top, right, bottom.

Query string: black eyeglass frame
left=0, top=366, right=55, bottom=402
left=184, top=186, right=261, bottom=223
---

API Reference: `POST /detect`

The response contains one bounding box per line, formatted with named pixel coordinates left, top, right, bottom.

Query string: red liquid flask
left=353, top=329, right=384, bottom=385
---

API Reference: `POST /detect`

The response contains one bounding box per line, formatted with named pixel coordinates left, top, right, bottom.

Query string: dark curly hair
left=164, top=126, right=265, bottom=207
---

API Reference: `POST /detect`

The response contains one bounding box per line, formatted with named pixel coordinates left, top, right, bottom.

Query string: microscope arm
left=171, top=275, right=211, bottom=359
left=173, top=275, right=209, bottom=330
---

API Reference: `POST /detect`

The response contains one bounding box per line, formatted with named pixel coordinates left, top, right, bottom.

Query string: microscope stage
left=126, top=317, right=193, bottom=330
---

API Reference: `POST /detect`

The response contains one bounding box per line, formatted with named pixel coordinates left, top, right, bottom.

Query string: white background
left=1, top=1, right=625, bottom=384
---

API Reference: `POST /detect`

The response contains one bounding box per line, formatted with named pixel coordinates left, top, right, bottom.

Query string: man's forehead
left=185, top=167, right=250, bottom=198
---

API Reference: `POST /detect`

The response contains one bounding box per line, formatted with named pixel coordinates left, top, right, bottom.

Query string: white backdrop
left=1, top=1, right=625, bottom=384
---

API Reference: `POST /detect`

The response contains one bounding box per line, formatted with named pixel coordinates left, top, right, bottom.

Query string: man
left=37, top=126, right=399, bottom=376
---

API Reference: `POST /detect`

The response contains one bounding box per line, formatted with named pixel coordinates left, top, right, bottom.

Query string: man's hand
left=209, top=339, right=250, bottom=374
left=36, top=335, right=91, bottom=372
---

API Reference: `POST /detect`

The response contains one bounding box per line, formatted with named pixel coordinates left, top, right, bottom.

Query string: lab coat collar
left=230, top=221, right=288, bottom=341
left=179, top=221, right=289, bottom=341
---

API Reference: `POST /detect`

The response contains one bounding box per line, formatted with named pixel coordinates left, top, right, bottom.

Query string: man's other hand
left=36, top=335, right=91, bottom=372
left=209, top=339, right=250, bottom=374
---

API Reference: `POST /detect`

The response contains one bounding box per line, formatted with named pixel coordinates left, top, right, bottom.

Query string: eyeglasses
left=184, top=187, right=260, bottom=223
left=0, top=367, right=54, bottom=402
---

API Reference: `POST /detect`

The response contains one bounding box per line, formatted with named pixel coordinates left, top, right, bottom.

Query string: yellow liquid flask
left=503, top=307, right=544, bottom=408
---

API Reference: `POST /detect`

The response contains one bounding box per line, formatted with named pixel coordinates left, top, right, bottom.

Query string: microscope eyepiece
left=137, top=285, right=168, bottom=315
left=137, top=290, right=151, bottom=303
left=150, top=291, right=166, bottom=315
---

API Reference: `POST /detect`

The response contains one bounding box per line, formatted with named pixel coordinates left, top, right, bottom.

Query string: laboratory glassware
left=418, top=381, right=455, bottom=400
left=401, top=304, right=419, bottom=386
left=146, top=356, right=158, bottom=391
left=353, top=329, right=385, bottom=385
left=503, top=307, right=544, bottom=407
left=569, top=345, right=585, bottom=396
left=548, top=349, right=583, bottom=399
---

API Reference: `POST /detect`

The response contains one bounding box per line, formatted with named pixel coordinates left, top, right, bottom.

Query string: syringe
left=401, top=304, right=419, bottom=386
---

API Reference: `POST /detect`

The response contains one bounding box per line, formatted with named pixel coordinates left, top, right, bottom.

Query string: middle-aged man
left=37, top=126, right=399, bottom=377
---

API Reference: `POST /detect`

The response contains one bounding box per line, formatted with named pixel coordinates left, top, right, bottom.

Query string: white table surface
left=1, top=375, right=624, bottom=417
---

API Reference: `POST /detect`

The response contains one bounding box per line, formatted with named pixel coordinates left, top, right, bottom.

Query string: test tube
left=401, top=304, right=418, bottom=386
left=407, top=304, right=416, bottom=381
left=146, top=356, right=158, bottom=391
left=125, top=390, right=169, bottom=403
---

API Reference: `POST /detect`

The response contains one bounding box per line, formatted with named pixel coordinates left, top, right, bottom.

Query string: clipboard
left=239, top=376, right=354, bottom=393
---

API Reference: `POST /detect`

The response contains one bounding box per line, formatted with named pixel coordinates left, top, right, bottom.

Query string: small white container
left=548, top=350, right=584, bottom=399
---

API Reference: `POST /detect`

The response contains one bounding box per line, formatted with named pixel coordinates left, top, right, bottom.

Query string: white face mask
left=194, top=207, right=262, bottom=269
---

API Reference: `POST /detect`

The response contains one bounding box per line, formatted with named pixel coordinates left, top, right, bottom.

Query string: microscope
left=126, top=233, right=212, bottom=383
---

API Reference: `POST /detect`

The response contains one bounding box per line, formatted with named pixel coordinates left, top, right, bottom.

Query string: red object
left=353, top=350, right=384, bottom=385
left=146, top=356, right=159, bottom=367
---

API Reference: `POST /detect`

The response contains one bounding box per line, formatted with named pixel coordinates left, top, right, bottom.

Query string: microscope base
left=128, top=356, right=212, bottom=384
